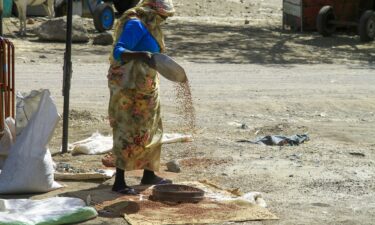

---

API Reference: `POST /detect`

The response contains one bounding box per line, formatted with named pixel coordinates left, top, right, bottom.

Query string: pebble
left=27, top=18, right=35, bottom=25
left=241, top=123, right=249, bottom=129
left=166, top=160, right=181, bottom=173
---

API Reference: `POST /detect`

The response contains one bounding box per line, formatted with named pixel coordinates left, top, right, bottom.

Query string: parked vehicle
left=282, top=0, right=375, bottom=42
left=54, top=0, right=139, bottom=32
left=317, top=0, right=375, bottom=42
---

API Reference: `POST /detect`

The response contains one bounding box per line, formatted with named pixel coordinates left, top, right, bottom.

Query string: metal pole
left=0, top=0, right=3, bottom=36
left=0, top=16, right=3, bottom=36
left=62, top=0, right=73, bottom=153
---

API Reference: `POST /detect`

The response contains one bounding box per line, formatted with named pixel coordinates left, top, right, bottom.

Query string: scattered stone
left=311, top=203, right=331, bottom=207
left=27, top=18, right=35, bottom=25
left=93, top=32, right=114, bottom=46
left=288, top=153, right=302, bottom=160
left=241, top=123, right=248, bottom=129
left=349, top=152, right=365, bottom=157
left=30, top=59, right=36, bottom=63
left=319, top=112, right=327, bottom=117
left=86, top=194, right=91, bottom=206
left=35, top=15, right=89, bottom=43
left=289, top=174, right=294, bottom=177
left=166, top=160, right=181, bottom=173
left=55, top=162, right=90, bottom=173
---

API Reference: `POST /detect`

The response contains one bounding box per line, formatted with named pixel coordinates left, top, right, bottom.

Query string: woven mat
left=124, top=199, right=277, bottom=225
left=91, top=181, right=277, bottom=225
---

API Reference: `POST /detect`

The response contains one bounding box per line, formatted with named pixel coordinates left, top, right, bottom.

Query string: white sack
left=0, top=90, right=62, bottom=194
left=0, top=197, right=97, bottom=224
left=0, top=118, right=16, bottom=169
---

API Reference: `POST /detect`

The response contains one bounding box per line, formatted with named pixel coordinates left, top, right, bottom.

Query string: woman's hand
left=121, top=51, right=156, bottom=69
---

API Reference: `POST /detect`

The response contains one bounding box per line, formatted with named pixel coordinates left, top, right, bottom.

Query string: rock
left=244, top=19, right=250, bottom=25
left=35, top=15, right=89, bottom=43
left=319, top=112, right=327, bottom=117
left=166, top=160, right=181, bottom=173
left=39, top=55, right=47, bottom=59
left=349, top=152, right=365, bottom=157
left=27, top=18, right=35, bottom=25
left=93, top=32, right=113, bottom=46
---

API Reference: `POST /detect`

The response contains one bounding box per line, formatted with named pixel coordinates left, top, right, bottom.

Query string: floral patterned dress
left=108, top=0, right=174, bottom=172
left=108, top=60, right=163, bottom=171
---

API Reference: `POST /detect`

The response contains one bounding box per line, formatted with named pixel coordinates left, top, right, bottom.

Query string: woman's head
left=135, top=0, right=175, bottom=18
left=111, top=0, right=174, bottom=62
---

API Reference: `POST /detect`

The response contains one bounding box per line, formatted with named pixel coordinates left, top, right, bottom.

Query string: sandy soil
left=1, top=0, right=375, bottom=224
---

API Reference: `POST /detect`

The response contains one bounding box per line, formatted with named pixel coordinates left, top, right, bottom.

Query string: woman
left=108, top=0, right=175, bottom=195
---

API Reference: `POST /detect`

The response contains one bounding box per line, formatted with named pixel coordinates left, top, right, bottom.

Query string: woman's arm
left=113, top=19, right=155, bottom=67
left=120, top=51, right=155, bottom=68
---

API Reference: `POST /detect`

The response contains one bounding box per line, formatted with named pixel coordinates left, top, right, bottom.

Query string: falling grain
left=174, top=80, right=196, bottom=133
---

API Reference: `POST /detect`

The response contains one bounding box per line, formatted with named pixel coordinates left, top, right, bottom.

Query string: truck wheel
left=93, top=3, right=115, bottom=32
left=113, top=0, right=139, bottom=15
left=317, top=6, right=336, bottom=37
left=359, top=10, right=375, bottom=42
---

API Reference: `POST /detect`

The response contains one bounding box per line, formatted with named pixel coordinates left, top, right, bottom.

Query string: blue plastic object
left=2, top=0, right=13, bottom=17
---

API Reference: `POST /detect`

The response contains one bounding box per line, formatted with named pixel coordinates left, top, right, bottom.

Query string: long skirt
left=107, top=62, right=163, bottom=171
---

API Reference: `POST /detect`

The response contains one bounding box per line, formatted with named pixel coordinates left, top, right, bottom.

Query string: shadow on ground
left=164, top=22, right=375, bottom=65
left=5, top=19, right=374, bottom=65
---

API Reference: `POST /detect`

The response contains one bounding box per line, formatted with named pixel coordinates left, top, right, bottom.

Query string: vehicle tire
left=359, top=10, right=375, bottom=42
left=113, top=0, right=139, bottom=15
left=12, top=3, right=18, bottom=17
left=93, top=3, right=115, bottom=32
left=317, top=5, right=336, bottom=37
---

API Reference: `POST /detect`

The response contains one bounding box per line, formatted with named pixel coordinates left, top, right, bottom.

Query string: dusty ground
left=1, top=0, right=375, bottom=224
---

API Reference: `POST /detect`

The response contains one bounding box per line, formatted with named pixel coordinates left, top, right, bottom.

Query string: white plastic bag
left=15, top=90, right=43, bottom=136
left=69, top=132, right=192, bottom=155
left=0, top=90, right=62, bottom=194
left=69, top=132, right=113, bottom=155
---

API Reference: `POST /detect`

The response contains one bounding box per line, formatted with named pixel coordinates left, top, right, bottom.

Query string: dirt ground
left=1, top=0, right=375, bottom=224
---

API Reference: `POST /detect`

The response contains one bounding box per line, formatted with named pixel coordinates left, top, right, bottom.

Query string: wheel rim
left=101, top=8, right=114, bottom=30
left=367, top=17, right=375, bottom=38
